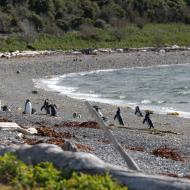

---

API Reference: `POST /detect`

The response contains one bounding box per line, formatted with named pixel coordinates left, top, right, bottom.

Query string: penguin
left=1, top=105, right=10, bottom=112
left=48, top=104, right=57, bottom=116
left=114, top=107, right=124, bottom=126
left=24, top=99, right=32, bottom=114
left=134, top=106, right=143, bottom=117
left=93, top=105, right=103, bottom=117
left=93, top=105, right=108, bottom=122
left=41, top=99, right=50, bottom=114
left=143, top=111, right=154, bottom=129
left=73, top=112, right=81, bottom=119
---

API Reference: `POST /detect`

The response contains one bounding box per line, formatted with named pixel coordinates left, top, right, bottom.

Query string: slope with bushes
left=0, top=0, right=190, bottom=51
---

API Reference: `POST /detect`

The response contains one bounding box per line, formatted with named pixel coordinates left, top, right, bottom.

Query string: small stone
left=32, top=90, right=38, bottom=94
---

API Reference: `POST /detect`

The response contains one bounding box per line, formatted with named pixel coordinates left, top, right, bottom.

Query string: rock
left=32, top=90, right=38, bottom=94
left=0, top=122, right=21, bottom=131
left=81, top=48, right=95, bottom=55
left=63, top=140, right=77, bottom=152
left=16, top=133, right=24, bottom=139
left=26, top=127, right=38, bottom=135
left=0, top=144, right=190, bottom=190
left=18, top=127, right=38, bottom=135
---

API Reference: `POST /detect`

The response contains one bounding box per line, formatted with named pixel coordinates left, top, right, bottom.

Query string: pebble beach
left=0, top=50, right=190, bottom=176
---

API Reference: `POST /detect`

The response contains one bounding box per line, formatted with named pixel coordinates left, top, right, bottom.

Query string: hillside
left=0, top=0, right=190, bottom=51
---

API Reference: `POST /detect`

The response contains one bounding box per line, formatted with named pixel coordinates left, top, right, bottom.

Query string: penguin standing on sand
left=93, top=105, right=108, bottom=122
left=41, top=99, right=50, bottom=114
left=143, top=111, right=154, bottom=129
left=134, top=106, right=143, bottom=117
left=48, top=104, right=57, bottom=116
left=24, top=99, right=32, bottom=114
left=114, top=107, right=124, bottom=126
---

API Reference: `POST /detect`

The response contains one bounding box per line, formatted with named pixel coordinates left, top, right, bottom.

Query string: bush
left=0, top=153, right=128, bottom=190
left=0, top=153, right=24, bottom=184
left=80, top=24, right=99, bottom=40
left=28, top=13, right=43, bottom=31
left=56, top=19, right=70, bottom=31
left=100, top=2, right=125, bottom=22
left=58, top=172, right=128, bottom=190
left=94, top=19, right=106, bottom=28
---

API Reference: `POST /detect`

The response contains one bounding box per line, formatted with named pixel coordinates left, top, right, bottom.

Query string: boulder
left=63, top=140, right=78, bottom=152
left=0, top=144, right=189, bottom=190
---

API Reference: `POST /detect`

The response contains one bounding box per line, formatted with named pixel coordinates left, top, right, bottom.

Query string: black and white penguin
left=93, top=105, right=108, bottom=122
left=114, top=107, right=124, bottom=126
left=143, top=111, right=154, bottom=129
left=134, top=106, right=143, bottom=117
left=1, top=105, right=10, bottom=112
left=73, top=112, right=81, bottom=119
left=24, top=99, right=32, bottom=114
left=48, top=104, right=57, bottom=116
left=41, top=99, right=50, bottom=114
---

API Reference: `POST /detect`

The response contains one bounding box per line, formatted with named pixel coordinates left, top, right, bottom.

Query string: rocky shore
left=0, top=50, right=190, bottom=177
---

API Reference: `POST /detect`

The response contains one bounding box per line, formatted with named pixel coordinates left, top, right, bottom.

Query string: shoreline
left=34, top=62, right=190, bottom=119
left=0, top=50, right=190, bottom=175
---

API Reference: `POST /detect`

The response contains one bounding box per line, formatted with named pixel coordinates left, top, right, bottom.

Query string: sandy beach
left=0, top=50, right=190, bottom=176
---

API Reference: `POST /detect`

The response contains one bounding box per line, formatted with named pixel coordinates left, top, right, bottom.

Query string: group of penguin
left=135, top=106, right=154, bottom=129
left=93, top=105, right=154, bottom=129
left=24, top=99, right=57, bottom=116
left=24, top=99, right=154, bottom=128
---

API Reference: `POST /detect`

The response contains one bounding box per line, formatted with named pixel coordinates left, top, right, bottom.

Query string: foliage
left=0, top=0, right=190, bottom=35
left=0, top=23, right=190, bottom=52
left=59, top=172, right=128, bottom=190
left=0, top=153, right=128, bottom=190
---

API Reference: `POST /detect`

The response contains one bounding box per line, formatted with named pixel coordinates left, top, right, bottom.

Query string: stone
left=63, top=140, right=77, bottom=152
left=0, top=144, right=190, bottom=190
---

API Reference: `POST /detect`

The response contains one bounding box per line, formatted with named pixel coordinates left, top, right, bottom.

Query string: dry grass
left=76, top=143, right=94, bottom=152
left=167, top=112, right=179, bottom=116
left=36, top=126, right=73, bottom=139
left=153, top=146, right=184, bottom=161
left=54, top=121, right=100, bottom=129
left=124, top=145, right=145, bottom=152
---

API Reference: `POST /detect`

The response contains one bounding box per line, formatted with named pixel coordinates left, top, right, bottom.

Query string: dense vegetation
left=0, top=0, right=190, bottom=51
left=0, top=153, right=128, bottom=190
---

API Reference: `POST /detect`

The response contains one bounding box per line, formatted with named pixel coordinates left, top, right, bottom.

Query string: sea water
left=35, top=64, right=190, bottom=118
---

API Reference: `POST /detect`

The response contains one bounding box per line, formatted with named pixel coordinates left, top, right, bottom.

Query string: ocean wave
left=46, top=62, right=190, bottom=81
left=119, top=96, right=126, bottom=99
left=141, top=99, right=152, bottom=104
left=33, top=63, right=190, bottom=118
left=177, top=91, right=190, bottom=95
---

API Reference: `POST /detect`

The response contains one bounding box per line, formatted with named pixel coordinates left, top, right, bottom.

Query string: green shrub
left=0, top=153, right=128, bottom=190
left=94, top=19, right=106, bottom=28
left=0, top=153, right=26, bottom=184
left=59, top=172, right=128, bottom=190
left=28, top=13, right=43, bottom=31
left=33, top=162, right=61, bottom=188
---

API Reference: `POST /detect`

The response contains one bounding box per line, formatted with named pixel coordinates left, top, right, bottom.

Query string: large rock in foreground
left=0, top=143, right=189, bottom=190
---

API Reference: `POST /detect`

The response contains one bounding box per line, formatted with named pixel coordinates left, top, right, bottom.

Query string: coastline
left=34, top=62, right=190, bottom=118
left=0, top=50, right=190, bottom=175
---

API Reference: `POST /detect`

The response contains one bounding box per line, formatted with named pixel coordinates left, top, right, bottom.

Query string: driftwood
left=0, top=143, right=190, bottom=190
left=1, top=46, right=190, bottom=59
left=0, top=122, right=37, bottom=135
left=85, top=101, right=140, bottom=171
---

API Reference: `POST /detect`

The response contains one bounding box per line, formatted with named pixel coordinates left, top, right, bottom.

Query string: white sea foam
left=141, top=99, right=152, bottom=104
left=33, top=63, right=190, bottom=118
left=177, top=91, right=190, bottom=95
